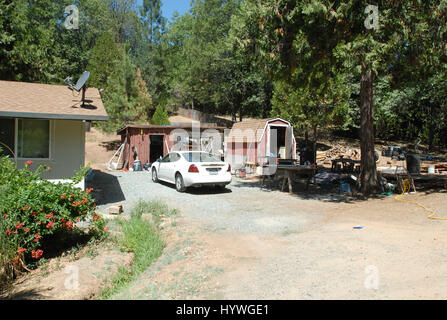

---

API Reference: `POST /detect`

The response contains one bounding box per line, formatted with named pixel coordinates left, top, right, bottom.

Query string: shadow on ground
left=99, top=140, right=122, bottom=151
left=1, top=288, right=44, bottom=300
left=86, top=170, right=126, bottom=206
left=158, top=180, right=233, bottom=195
left=231, top=177, right=391, bottom=204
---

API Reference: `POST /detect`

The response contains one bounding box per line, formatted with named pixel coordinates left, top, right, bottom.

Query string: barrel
left=300, top=146, right=315, bottom=165
left=406, top=154, right=420, bottom=174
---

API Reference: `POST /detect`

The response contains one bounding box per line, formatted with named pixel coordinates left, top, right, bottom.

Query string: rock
left=109, top=205, right=123, bottom=215
left=142, top=214, right=155, bottom=225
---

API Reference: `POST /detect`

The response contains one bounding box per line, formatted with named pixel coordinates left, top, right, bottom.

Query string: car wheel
left=152, top=168, right=158, bottom=183
left=175, top=173, right=186, bottom=192
left=216, top=184, right=226, bottom=190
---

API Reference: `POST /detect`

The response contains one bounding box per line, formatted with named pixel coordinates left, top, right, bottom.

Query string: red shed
left=224, top=118, right=296, bottom=168
left=116, top=124, right=227, bottom=170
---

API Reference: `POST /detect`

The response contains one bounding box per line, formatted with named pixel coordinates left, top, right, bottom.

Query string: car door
left=158, top=154, right=170, bottom=181
left=165, top=153, right=181, bottom=182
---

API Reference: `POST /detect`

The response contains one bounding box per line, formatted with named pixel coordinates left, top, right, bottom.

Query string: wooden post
left=288, top=171, right=293, bottom=194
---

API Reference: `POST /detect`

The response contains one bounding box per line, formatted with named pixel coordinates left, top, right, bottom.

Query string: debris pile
left=317, top=146, right=361, bottom=163
left=420, top=162, right=447, bottom=174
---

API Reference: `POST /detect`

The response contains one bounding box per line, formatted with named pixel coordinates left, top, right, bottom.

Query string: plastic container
left=428, top=165, right=435, bottom=174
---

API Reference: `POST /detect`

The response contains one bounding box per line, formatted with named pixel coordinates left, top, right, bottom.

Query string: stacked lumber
left=420, top=162, right=447, bottom=173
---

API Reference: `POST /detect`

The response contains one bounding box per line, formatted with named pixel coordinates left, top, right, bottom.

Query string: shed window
left=17, top=119, right=50, bottom=159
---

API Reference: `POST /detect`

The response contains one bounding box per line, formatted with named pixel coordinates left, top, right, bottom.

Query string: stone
left=109, top=205, right=123, bottom=215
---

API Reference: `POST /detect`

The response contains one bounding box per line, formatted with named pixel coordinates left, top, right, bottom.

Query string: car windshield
left=181, top=152, right=221, bottom=163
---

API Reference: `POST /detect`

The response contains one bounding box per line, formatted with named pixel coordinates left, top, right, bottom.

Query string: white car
left=151, top=151, right=232, bottom=192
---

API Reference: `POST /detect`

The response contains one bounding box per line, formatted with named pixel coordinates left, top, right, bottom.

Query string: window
left=182, top=152, right=220, bottom=163
left=17, top=119, right=50, bottom=159
left=0, top=119, right=15, bottom=158
left=161, top=154, right=170, bottom=163
left=170, top=153, right=181, bottom=162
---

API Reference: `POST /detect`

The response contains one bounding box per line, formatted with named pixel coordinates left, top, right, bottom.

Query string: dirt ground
left=86, top=169, right=447, bottom=300
left=2, top=242, right=134, bottom=300
left=80, top=128, right=447, bottom=300
left=85, top=127, right=121, bottom=171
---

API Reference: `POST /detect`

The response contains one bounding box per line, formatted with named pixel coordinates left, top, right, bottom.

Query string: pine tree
left=87, top=32, right=123, bottom=90
left=150, top=105, right=170, bottom=125
left=134, top=68, right=154, bottom=119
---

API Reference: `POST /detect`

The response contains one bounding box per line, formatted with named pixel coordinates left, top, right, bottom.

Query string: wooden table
left=331, top=158, right=361, bottom=173
left=262, top=165, right=316, bottom=193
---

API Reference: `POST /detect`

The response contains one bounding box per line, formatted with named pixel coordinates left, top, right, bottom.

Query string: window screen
left=0, top=118, right=15, bottom=158
left=17, top=119, right=50, bottom=159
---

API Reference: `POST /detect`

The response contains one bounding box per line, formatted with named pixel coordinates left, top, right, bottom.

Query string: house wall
left=15, top=119, right=86, bottom=189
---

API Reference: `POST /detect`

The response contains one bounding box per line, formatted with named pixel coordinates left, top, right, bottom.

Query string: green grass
left=99, top=200, right=174, bottom=299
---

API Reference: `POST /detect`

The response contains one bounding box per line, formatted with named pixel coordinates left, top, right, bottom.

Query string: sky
left=161, top=0, right=191, bottom=21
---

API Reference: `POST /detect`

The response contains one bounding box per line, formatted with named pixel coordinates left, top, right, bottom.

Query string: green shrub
left=0, top=156, right=106, bottom=278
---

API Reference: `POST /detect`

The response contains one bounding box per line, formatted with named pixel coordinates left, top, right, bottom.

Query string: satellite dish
left=66, top=71, right=91, bottom=108
left=74, top=71, right=90, bottom=91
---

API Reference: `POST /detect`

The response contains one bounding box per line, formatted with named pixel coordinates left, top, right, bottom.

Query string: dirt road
left=91, top=171, right=447, bottom=300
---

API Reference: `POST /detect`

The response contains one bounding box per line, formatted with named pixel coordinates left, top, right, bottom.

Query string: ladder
left=107, top=137, right=127, bottom=170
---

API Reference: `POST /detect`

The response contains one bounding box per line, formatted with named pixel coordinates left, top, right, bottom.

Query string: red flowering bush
left=0, top=154, right=106, bottom=280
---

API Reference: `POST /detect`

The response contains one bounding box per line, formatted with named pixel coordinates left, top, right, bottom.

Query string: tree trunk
left=428, top=102, right=436, bottom=152
left=312, top=126, right=318, bottom=165
left=360, top=68, right=379, bottom=195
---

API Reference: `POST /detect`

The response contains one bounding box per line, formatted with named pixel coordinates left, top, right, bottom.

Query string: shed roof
left=227, top=118, right=291, bottom=143
left=0, top=80, right=109, bottom=121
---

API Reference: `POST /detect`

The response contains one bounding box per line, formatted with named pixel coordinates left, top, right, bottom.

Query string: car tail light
left=188, top=164, right=199, bottom=173
left=227, top=164, right=231, bottom=172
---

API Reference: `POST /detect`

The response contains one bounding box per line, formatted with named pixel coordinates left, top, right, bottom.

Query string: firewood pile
left=317, top=146, right=361, bottom=163
left=420, top=162, right=447, bottom=173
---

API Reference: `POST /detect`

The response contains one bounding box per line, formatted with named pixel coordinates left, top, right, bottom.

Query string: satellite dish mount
left=65, top=71, right=91, bottom=108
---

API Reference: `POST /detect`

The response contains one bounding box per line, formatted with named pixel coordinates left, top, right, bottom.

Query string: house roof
left=227, top=118, right=291, bottom=143
left=0, top=80, right=109, bottom=121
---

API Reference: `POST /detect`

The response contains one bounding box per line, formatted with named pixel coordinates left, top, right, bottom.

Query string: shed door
left=286, top=125, right=293, bottom=159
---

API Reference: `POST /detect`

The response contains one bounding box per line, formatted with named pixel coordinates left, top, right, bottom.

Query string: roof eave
left=0, top=111, right=109, bottom=121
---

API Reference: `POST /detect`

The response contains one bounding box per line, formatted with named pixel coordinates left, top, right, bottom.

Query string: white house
left=0, top=80, right=109, bottom=189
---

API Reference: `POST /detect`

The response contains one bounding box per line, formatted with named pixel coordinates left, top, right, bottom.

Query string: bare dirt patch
left=85, top=127, right=121, bottom=171
left=1, top=242, right=133, bottom=300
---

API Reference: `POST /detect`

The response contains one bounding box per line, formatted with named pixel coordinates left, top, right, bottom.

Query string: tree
left=134, top=68, right=155, bottom=119
left=150, top=105, right=170, bottom=125
left=87, top=32, right=123, bottom=90
left=163, top=0, right=271, bottom=119
left=231, top=0, right=444, bottom=195
left=102, top=49, right=150, bottom=131
left=134, top=0, right=167, bottom=105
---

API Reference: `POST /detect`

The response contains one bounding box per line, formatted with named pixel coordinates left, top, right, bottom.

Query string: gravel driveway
left=92, top=171, right=330, bottom=235
left=89, top=171, right=447, bottom=300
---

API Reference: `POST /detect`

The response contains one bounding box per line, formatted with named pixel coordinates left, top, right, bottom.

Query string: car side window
left=161, top=154, right=170, bottom=163
left=170, top=153, right=180, bottom=162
